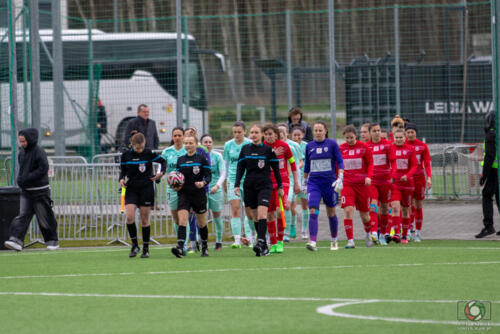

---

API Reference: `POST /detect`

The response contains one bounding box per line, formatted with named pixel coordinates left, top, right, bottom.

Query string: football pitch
left=1, top=240, right=499, bottom=334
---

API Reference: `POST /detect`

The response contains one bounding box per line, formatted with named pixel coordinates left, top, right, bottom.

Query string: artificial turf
left=0, top=240, right=499, bottom=334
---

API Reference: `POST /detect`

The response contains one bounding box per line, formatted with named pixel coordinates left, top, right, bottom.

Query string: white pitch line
left=0, top=291, right=499, bottom=305
left=2, top=291, right=498, bottom=326
left=1, top=260, right=499, bottom=280
left=317, top=300, right=500, bottom=326
left=0, top=245, right=499, bottom=257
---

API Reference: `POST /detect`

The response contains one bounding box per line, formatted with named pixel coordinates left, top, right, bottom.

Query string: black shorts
left=243, top=182, right=273, bottom=209
left=177, top=190, right=207, bottom=214
left=125, top=183, right=155, bottom=207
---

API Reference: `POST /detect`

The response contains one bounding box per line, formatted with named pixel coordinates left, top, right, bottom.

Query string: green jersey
left=209, top=150, right=225, bottom=189
left=298, top=141, right=307, bottom=177
left=223, top=138, right=251, bottom=183
left=287, top=139, right=303, bottom=183
left=161, top=145, right=187, bottom=174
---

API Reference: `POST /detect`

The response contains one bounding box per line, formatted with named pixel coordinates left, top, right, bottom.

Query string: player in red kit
left=389, top=128, right=418, bottom=244
left=339, top=125, right=374, bottom=249
left=366, top=122, right=393, bottom=246
left=263, top=123, right=300, bottom=254
left=405, top=123, right=432, bottom=242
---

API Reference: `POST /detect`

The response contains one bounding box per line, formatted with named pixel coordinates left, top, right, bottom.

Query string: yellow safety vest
left=481, top=141, right=498, bottom=168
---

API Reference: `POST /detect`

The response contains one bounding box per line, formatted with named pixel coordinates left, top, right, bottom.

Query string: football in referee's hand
left=167, top=171, right=185, bottom=190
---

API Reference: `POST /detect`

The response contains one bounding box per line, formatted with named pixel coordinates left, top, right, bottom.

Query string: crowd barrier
left=1, top=144, right=483, bottom=245
left=25, top=152, right=233, bottom=246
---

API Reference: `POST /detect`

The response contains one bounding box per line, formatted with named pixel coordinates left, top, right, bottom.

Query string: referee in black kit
left=171, top=133, right=212, bottom=258
left=119, top=132, right=166, bottom=258
left=234, top=124, right=283, bottom=257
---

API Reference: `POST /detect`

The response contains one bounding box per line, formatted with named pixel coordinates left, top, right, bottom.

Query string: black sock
left=257, top=219, right=268, bottom=243
left=177, top=225, right=186, bottom=248
left=127, top=223, right=138, bottom=246
left=254, top=221, right=259, bottom=231
left=199, top=225, right=208, bottom=248
left=142, top=226, right=150, bottom=250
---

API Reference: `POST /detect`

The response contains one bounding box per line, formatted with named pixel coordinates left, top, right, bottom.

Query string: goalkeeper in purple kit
left=303, top=121, right=344, bottom=251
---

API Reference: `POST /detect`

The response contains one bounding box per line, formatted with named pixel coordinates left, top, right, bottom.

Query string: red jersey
left=389, top=143, right=418, bottom=190
left=339, top=141, right=373, bottom=185
left=264, top=139, right=297, bottom=186
left=367, top=138, right=392, bottom=185
left=406, top=138, right=431, bottom=180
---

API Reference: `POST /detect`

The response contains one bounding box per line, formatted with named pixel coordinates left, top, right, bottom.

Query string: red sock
left=392, top=216, right=401, bottom=235
left=410, top=205, right=416, bottom=224
left=415, top=208, right=423, bottom=231
left=380, top=214, right=389, bottom=235
left=402, top=217, right=410, bottom=237
left=267, top=221, right=277, bottom=245
left=369, top=212, right=378, bottom=233
left=277, top=218, right=285, bottom=241
left=344, top=219, right=354, bottom=240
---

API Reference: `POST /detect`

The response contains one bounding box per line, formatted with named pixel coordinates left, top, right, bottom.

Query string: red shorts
left=413, top=177, right=426, bottom=201
left=268, top=185, right=289, bottom=212
left=391, top=187, right=413, bottom=207
left=341, top=184, right=370, bottom=212
left=370, top=184, right=392, bottom=203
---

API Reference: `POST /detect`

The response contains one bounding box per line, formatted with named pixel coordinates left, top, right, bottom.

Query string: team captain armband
left=288, top=156, right=297, bottom=171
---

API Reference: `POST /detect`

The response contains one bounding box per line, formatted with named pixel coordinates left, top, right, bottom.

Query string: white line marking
left=0, top=291, right=499, bottom=304
left=317, top=300, right=500, bottom=326
left=2, top=291, right=500, bottom=326
left=1, top=260, right=499, bottom=280
left=0, top=245, right=499, bottom=257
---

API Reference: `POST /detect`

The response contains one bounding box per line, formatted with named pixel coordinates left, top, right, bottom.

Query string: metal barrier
left=26, top=155, right=232, bottom=245
left=433, top=144, right=482, bottom=200
left=22, top=144, right=483, bottom=245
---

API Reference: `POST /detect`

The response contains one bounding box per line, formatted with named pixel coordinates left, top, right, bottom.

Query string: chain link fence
left=0, top=0, right=496, bottom=202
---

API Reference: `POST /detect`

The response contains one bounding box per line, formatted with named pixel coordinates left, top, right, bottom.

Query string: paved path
left=313, top=200, right=500, bottom=241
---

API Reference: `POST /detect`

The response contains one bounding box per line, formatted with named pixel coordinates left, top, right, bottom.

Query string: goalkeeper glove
left=332, top=173, right=343, bottom=193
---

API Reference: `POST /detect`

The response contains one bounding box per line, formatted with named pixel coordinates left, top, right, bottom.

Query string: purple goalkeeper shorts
left=307, top=180, right=338, bottom=208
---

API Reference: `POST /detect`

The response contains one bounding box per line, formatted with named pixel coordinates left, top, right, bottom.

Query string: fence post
left=394, top=5, right=401, bottom=116
left=258, top=107, right=266, bottom=124
left=176, top=0, right=183, bottom=128
left=492, top=0, right=500, bottom=201
left=328, top=0, right=337, bottom=136
left=30, top=0, right=40, bottom=132
left=53, top=0, right=65, bottom=155
left=236, top=103, right=243, bottom=121
left=286, top=10, right=293, bottom=110
left=8, top=0, right=18, bottom=185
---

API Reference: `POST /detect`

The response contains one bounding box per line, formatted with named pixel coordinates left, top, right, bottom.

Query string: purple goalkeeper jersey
left=304, top=138, right=344, bottom=182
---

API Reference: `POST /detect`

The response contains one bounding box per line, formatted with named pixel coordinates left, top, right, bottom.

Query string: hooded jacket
left=17, top=128, right=50, bottom=190
left=287, top=116, right=313, bottom=142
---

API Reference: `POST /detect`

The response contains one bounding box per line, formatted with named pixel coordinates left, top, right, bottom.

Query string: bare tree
left=145, top=0, right=157, bottom=31
left=126, top=0, right=138, bottom=32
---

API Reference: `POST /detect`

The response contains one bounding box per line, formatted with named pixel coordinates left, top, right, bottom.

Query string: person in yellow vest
left=476, top=110, right=500, bottom=238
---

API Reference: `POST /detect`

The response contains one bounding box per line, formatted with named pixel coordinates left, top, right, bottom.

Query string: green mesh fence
left=0, top=0, right=496, bottom=198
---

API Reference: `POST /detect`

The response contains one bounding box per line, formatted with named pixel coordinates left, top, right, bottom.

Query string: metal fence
left=24, top=153, right=233, bottom=245
left=14, top=144, right=481, bottom=244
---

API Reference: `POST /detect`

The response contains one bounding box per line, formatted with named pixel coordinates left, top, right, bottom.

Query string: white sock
left=331, top=237, right=337, bottom=242
left=234, top=235, right=241, bottom=245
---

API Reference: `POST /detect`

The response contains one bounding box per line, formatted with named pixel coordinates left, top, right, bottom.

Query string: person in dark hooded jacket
left=476, top=110, right=500, bottom=238
left=287, top=107, right=313, bottom=142
left=4, top=128, right=59, bottom=251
